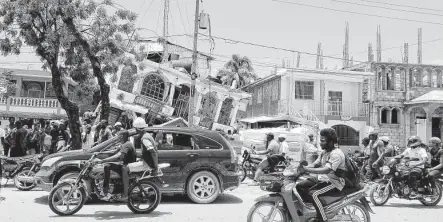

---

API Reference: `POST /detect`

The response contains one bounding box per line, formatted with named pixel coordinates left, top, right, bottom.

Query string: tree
left=217, top=54, right=257, bottom=89
left=0, top=0, right=143, bottom=149
left=0, top=70, right=16, bottom=98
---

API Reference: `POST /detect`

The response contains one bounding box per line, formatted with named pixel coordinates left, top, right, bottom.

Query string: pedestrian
left=26, top=123, right=40, bottom=155
left=112, top=122, right=123, bottom=136
left=0, top=122, right=5, bottom=156
left=3, top=117, right=15, bottom=156
left=41, top=127, right=52, bottom=155
left=57, top=122, right=70, bottom=152
left=50, top=122, right=60, bottom=154
left=10, top=121, right=27, bottom=157
left=97, top=120, right=112, bottom=144
left=82, top=124, right=94, bottom=150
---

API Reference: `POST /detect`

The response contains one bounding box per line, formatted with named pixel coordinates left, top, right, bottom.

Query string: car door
left=157, top=131, right=200, bottom=192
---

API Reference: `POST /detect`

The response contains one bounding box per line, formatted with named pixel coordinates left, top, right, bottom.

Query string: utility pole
left=188, top=0, right=200, bottom=127
left=161, top=0, right=170, bottom=63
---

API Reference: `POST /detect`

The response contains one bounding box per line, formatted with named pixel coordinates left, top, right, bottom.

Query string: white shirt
left=279, top=141, right=289, bottom=154
left=401, top=147, right=428, bottom=168
left=0, top=128, right=5, bottom=138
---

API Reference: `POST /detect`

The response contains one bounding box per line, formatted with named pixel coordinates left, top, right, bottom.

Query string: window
left=381, top=109, right=388, bottom=124
left=391, top=109, right=399, bottom=124
left=294, top=81, right=314, bottom=100
left=328, top=91, right=342, bottom=116
left=140, top=74, right=165, bottom=101
left=196, top=135, right=222, bottom=149
left=332, top=125, right=359, bottom=146
left=157, top=133, right=195, bottom=150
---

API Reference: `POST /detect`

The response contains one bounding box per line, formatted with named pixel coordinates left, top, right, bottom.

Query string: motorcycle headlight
left=382, top=166, right=390, bottom=175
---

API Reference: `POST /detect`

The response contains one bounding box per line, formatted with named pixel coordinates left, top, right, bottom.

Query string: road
left=0, top=179, right=441, bottom=222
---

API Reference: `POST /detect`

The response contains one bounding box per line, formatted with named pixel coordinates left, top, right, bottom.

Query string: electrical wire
left=331, top=0, right=443, bottom=17
left=272, top=0, right=443, bottom=26
left=360, top=0, right=443, bottom=13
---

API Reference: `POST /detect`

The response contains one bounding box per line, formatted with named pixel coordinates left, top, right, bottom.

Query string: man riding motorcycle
left=390, top=136, right=428, bottom=198
left=250, top=133, right=285, bottom=186
left=366, top=132, right=384, bottom=181
left=426, top=137, right=443, bottom=184
left=296, top=128, right=346, bottom=222
left=94, top=130, right=136, bottom=201
left=133, top=117, right=159, bottom=177
left=372, top=136, right=395, bottom=170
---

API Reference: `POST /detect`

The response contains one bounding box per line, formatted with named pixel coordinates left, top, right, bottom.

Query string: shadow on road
left=49, top=210, right=172, bottom=220
left=380, top=203, right=443, bottom=209
left=35, top=193, right=243, bottom=206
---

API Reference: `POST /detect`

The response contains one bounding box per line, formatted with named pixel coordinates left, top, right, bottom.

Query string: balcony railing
left=305, top=101, right=369, bottom=117
left=9, top=97, right=59, bottom=108
left=134, top=95, right=164, bottom=113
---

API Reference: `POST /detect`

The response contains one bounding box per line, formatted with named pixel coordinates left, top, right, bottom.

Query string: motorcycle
left=13, top=154, right=46, bottom=191
left=48, top=149, right=170, bottom=216
left=240, top=149, right=289, bottom=182
left=0, top=154, right=36, bottom=187
left=369, top=157, right=443, bottom=206
left=247, top=161, right=374, bottom=222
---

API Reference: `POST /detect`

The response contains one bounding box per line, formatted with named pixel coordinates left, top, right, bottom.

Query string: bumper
left=222, top=171, right=241, bottom=191
left=34, top=170, right=54, bottom=192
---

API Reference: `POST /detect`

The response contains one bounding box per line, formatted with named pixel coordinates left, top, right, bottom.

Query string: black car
left=35, top=127, right=240, bottom=204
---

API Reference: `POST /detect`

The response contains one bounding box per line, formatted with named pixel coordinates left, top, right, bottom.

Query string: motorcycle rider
left=297, top=128, right=346, bottom=222
left=250, top=132, right=284, bottom=186
left=391, top=136, right=428, bottom=198
left=426, top=137, right=443, bottom=184
left=133, top=117, right=159, bottom=177
left=366, top=132, right=384, bottom=181
left=372, top=136, right=395, bottom=170
left=94, top=130, right=136, bottom=201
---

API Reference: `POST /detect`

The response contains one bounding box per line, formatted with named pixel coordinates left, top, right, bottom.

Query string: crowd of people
left=0, top=111, right=144, bottom=157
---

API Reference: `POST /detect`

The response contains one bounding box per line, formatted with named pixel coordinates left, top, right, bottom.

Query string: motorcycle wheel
left=419, top=182, right=443, bottom=206
left=338, top=202, right=371, bottom=222
left=369, top=183, right=391, bottom=206
left=247, top=201, right=288, bottom=222
left=127, top=180, right=161, bottom=214
left=48, top=181, right=87, bottom=216
left=13, top=167, right=36, bottom=191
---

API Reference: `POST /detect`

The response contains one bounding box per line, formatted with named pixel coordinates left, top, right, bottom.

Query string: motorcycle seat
left=317, top=187, right=361, bottom=206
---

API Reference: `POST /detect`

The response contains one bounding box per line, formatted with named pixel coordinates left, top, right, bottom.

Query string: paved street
left=0, top=179, right=442, bottom=222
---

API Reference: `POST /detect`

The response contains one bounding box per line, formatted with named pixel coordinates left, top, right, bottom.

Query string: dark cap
left=266, top=132, right=274, bottom=136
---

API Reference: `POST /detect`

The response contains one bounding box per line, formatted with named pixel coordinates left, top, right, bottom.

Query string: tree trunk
left=49, top=59, right=82, bottom=150
left=62, top=16, right=110, bottom=121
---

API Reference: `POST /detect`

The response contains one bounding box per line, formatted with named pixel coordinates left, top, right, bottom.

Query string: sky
left=2, top=0, right=443, bottom=78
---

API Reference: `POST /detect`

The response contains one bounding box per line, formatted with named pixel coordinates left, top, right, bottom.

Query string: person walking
left=10, top=121, right=27, bottom=157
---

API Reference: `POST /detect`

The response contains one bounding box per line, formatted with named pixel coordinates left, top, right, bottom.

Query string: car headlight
left=382, top=166, right=390, bottom=175
left=41, top=157, right=62, bottom=167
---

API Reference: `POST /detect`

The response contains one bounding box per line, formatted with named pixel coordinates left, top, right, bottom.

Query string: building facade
left=109, top=59, right=251, bottom=131
left=0, top=68, right=69, bottom=126
left=346, top=62, right=443, bottom=148
left=243, top=68, right=373, bottom=150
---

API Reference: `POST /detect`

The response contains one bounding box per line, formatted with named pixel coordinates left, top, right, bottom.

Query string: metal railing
left=305, top=101, right=369, bottom=117
left=9, top=97, right=59, bottom=108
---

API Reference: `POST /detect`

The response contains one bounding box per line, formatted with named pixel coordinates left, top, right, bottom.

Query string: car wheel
left=187, top=171, right=220, bottom=204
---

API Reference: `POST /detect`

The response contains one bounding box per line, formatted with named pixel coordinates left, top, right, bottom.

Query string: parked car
left=34, top=127, right=240, bottom=204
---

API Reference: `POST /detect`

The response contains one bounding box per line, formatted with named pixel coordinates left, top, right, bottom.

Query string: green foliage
left=0, top=70, right=16, bottom=98
left=217, top=54, right=257, bottom=89
left=0, top=0, right=144, bottom=106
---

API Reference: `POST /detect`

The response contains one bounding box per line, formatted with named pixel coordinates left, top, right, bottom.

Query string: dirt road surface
left=0, top=179, right=441, bottom=222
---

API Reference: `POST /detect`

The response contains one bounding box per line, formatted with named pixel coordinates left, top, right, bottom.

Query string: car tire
left=187, top=171, right=220, bottom=204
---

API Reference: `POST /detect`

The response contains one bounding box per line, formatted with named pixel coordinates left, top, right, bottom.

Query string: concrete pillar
left=213, top=99, right=224, bottom=124
left=230, top=100, right=240, bottom=126
left=426, top=111, right=432, bottom=141
left=167, top=83, right=176, bottom=106
left=15, top=77, right=22, bottom=96
left=194, top=92, right=203, bottom=114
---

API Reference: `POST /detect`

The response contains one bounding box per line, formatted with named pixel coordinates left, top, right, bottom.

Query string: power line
left=332, top=0, right=443, bottom=17
left=361, top=0, right=443, bottom=13
left=196, top=33, right=367, bottom=63
left=272, top=0, right=443, bottom=26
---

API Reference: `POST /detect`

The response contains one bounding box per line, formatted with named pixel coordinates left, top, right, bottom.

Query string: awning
left=110, top=98, right=151, bottom=114
left=240, top=115, right=304, bottom=124
left=405, top=90, right=443, bottom=105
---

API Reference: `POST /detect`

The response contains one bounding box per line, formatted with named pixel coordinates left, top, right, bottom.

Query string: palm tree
left=217, top=54, right=257, bottom=89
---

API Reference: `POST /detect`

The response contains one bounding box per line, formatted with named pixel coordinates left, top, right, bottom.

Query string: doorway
left=432, top=117, right=441, bottom=138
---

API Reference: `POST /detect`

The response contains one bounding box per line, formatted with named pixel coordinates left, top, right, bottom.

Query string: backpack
left=343, top=154, right=361, bottom=188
